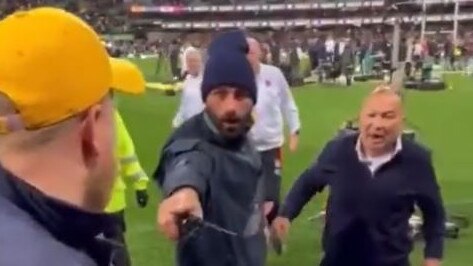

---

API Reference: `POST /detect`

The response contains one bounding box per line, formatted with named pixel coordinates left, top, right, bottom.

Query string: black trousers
left=280, top=65, right=292, bottom=86
left=170, top=57, right=180, bottom=79
left=260, top=147, right=282, bottom=224
left=104, top=210, right=131, bottom=266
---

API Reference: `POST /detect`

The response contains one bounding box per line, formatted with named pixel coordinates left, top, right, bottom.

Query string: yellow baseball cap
left=110, top=58, right=146, bottom=95
left=0, top=7, right=113, bottom=134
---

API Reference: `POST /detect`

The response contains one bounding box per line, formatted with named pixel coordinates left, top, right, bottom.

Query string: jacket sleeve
left=415, top=153, right=445, bottom=260
left=172, top=80, right=188, bottom=128
left=158, top=140, right=212, bottom=201
left=279, top=141, right=335, bottom=221
left=115, top=111, right=149, bottom=191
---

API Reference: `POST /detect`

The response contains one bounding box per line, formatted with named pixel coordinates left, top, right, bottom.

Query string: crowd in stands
left=0, top=0, right=128, bottom=33
left=103, top=26, right=473, bottom=86
left=146, top=0, right=353, bottom=6
left=2, top=0, right=471, bottom=77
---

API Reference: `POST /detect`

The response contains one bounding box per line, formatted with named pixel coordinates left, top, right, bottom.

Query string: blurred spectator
left=0, top=0, right=127, bottom=34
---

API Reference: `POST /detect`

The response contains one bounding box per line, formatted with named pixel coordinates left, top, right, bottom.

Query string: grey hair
left=185, top=47, right=202, bottom=59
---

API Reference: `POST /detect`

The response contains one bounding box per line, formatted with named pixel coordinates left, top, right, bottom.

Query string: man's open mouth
left=370, top=133, right=385, bottom=142
left=223, top=119, right=240, bottom=126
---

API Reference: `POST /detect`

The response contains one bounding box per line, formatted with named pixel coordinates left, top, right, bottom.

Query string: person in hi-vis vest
left=106, top=58, right=150, bottom=266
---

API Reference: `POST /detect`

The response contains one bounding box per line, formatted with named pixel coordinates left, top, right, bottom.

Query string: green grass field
left=117, top=73, right=473, bottom=266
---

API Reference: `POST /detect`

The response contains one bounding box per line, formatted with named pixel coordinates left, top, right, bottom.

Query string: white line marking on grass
left=445, top=199, right=473, bottom=207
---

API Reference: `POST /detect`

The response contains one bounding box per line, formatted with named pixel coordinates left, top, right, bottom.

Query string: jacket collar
left=0, top=166, right=117, bottom=265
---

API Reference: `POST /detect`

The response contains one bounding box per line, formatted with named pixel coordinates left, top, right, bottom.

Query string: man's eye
left=235, top=90, right=249, bottom=101
left=382, top=112, right=396, bottom=119
left=213, top=90, right=227, bottom=99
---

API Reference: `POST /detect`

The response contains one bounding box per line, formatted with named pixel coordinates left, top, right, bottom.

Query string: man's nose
left=370, top=117, right=385, bottom=129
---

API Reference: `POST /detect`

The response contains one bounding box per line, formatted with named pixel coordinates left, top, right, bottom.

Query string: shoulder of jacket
left=401, top=138, right=432, bottom=163
left=0, top=199, right=96, bottom=265
left=165, top=138, right=203, bottom=155
left=314, top=134, right=356, bottom=164
left=327, top=134, right=356, bottom=153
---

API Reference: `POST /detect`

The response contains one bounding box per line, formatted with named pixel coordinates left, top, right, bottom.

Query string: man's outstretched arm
left=155, top=140, right=212, bottom=240
left=279, top=160, right=329, bottom=221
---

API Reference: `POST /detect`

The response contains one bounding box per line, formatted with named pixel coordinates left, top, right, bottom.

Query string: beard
left=206, top=108, right=253, bottom=141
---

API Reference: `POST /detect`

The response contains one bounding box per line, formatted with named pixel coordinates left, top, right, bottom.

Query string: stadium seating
left=0, top=0, right=128, bottom=33
left=146, top=0, right=381, bottom=5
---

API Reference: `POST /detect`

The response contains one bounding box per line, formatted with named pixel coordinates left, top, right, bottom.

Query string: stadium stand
left=2, top=2, right=473, bottom=266
left=1, top=0, right=473, bottom=84
left=0, top=0, right=128, bottom=33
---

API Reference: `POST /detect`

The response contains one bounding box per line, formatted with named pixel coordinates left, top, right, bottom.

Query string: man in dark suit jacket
left=272, top=86, right=445, bottom=266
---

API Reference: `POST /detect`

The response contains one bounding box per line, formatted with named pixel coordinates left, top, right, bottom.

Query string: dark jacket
left=0, top=167, right=117, bottom=266
left=280, top=134, right=445, bottom=266
left=154, top=112, right=266, bottom=266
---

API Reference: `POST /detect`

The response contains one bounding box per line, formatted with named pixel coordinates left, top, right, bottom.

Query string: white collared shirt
left=249, top=64, right=301, bottom=151
left=355, top=137, right=403, bottom=174
left=172, top=73, right=204, bottom=128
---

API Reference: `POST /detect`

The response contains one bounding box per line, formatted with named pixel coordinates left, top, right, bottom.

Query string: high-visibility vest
left=105, top=110, right=149, bottom=213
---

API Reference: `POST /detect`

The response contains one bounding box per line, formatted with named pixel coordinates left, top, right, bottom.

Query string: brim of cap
left=110, top=58, right=146, bottom=95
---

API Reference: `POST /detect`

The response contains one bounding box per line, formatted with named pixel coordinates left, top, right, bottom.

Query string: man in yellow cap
left=0, top=7, right=128, bottom=265
left=105, top=58, right=150, bottom=266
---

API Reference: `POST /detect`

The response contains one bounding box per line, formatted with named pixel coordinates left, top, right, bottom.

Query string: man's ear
left=79, top=105, right=102, bottom=167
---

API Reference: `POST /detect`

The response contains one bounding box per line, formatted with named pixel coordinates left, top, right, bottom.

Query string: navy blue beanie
left=207, top=30, right=249, bottom=56
left=201, top=31, right=257, bottom=104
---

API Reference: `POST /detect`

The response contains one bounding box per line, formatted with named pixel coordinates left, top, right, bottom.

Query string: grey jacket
left=0, top=169, right=116, bottom=266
